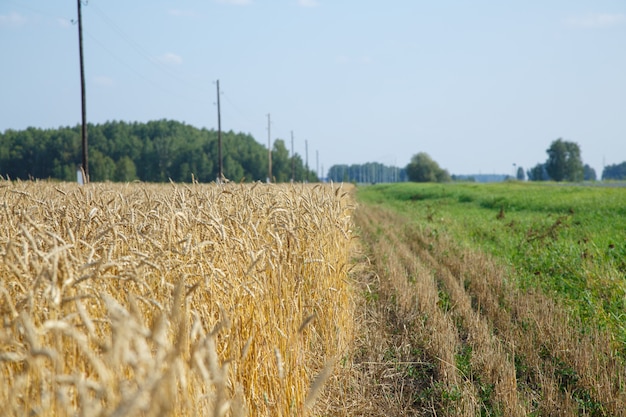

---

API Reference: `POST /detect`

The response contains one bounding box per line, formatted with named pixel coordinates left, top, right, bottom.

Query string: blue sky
left=1, top=0, right=625, bottom=177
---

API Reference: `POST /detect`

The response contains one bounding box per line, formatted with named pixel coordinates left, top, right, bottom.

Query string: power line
left=88, top=3, right=205, bottom=92
left=8, top=0, right=210, bottom=102
left=8, top=1, right=205, bottom=111
left=5, top=0, right=63, bottom=20
left=82, top=28, right=206, bottom=104
left=221, top=92, right=255, bottom=125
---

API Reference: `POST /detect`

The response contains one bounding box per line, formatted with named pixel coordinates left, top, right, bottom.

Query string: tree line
left=392, top=139, right=625, bottom=184
left=3, top=124, right=625, bottom=184
left=0, top=119, right=318, bottom=183
left=526, top=139, right=596, bottom=182
left=326, top=162, right=408, bottom=183
left=599, top=162, right=626, bottom=181
left=333, top=152, right=450, bottom=184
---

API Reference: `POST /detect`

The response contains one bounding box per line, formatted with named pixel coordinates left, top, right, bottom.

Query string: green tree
left=52, top=161, right=76, bottom=182
left=602, top=162, right=626, bottom=180
left=0, top=119, right=314, bottom=183
left=223, top=154, right=244, bottom=181
left=527, top=163, right=548, bottom=181
left=292, top=154, right=307, bottom=182
left=545, top=139, right=584, bottom=182
left=583, top=164, right=596, bottom=181
left=516, top=166, right=525, bottom=181
left=228, top=132, right=266, bottom=181
left=271, top=139, right=291, bottom=182
left=325, top=163, right=407, bottom=183
left=406, top=152, right=450, bottom=183
left=115, top=156, right=137, bottom=182
left=153, top=135, right=177, bottom=181
left=89, top=149, right=116, bottom=181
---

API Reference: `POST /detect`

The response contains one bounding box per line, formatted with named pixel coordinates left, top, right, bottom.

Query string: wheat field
left=0, top=180, right=355, bottom=417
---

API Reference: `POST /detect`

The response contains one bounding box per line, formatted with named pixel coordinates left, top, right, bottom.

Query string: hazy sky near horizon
left=1, top=0, right=625, bottom=176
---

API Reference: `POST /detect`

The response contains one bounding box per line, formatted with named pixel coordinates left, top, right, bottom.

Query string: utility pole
left=77, top=0, right=88, bottom=183
left=316, top=150, right=319, bottom=181
left=216, top=80, right=222, bottom=181
left=290, top=131, right=295, bottom=182
left=267, top=113, right=272, bottom=182
left=305, top=139, right=309, bottom=183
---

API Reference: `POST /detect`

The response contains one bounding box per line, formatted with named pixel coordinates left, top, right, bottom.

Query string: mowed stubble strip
left=404, top=221, right=626, bottom=416
left=344, top=209, right=445, bottom=416
left=354, top=205, right=479, bottom=416
left=354, top=202, right=625, bottom=416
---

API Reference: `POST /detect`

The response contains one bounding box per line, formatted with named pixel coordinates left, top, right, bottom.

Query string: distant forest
left=602, top=162, right=626, bottom=181
left=0, top=120, right=318, bottom=183
left=326, top=163, right=408, bottom=183
left=2, top=121, right=625, bottom=183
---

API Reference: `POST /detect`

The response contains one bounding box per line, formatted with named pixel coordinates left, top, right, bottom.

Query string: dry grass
left=0, top=180, right=355, bottom=417
left=354, top=203, right=626, bottom=416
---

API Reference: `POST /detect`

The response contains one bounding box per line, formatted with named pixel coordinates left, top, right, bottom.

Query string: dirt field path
left=344, top=202, right=625, bottom=416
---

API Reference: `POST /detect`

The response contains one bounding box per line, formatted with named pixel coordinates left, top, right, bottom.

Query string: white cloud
left=215, top=0, right=252, bottom=5
left=0, top=11, right=26, bottom=27
left=93, top=76, right=114, bottom=87
left=298, top=0, right=320, bottom=7
left=158, top=53, right=183, bottom=65
left=565, top=13, right=626, bottom=29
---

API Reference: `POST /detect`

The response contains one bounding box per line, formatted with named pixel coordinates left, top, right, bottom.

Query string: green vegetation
left=603, top=161, right=626, bottom=180
left=358, top=182, right=626, bottom=350
left=545, top=139, right=584, bottom=182
left=0, top=119, right=318, bottom=183
left=406, top=152, right=451, bottom=183
left=326, top=162, right=407, bottom=183
left=527, top=138, right=597, bottom=182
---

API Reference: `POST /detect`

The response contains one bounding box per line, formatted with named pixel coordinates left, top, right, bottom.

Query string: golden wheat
left=0, top=180, right=355, bottom=417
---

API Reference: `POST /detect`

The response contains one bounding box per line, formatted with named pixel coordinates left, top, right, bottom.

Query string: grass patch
left=358, top=182, right=626, bottom=350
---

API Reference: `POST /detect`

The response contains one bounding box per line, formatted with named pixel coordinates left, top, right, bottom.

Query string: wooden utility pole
left=216, top=80, right=222, bottom=181
left=267, top=113, right=272, bottom=182
left=316, top=150, right=319, bottom=181
left=77, top=0, right=88, bottom=182
left=290, top=131, right=295, bottom=182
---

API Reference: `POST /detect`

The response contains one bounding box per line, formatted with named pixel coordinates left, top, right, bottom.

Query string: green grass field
left=358, top=182, right=626, bottom=352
